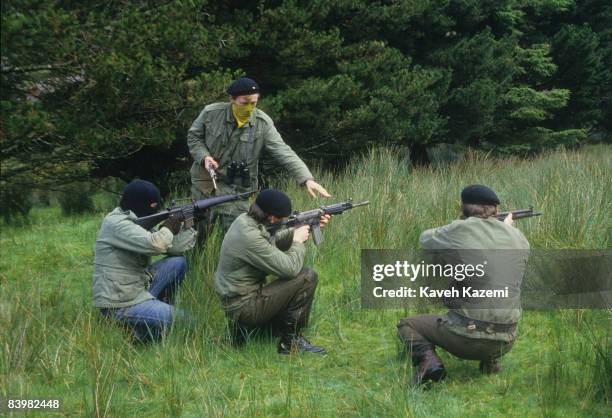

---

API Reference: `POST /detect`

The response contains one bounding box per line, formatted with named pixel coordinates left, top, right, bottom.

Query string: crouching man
left=397, top=185, right=530, bottom=385
left=214, top=189, right=330, bottom=354
left=93, top=180, right=196, bottom=342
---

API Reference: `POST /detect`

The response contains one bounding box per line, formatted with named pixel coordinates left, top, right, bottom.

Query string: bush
left=58, top=182, right=95, bottom=215
left=0, top=182, right=33, bottom=224
left=427, top=143, right=466, bottom=168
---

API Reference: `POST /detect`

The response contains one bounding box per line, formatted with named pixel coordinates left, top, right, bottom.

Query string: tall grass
left=0, top=145, right=610, bottom=417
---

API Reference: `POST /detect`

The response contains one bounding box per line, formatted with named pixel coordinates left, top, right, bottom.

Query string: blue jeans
left=102, top=256, right=188, bottom=342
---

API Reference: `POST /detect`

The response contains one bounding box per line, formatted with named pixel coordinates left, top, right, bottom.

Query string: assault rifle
left=495, top=207, right=542, bottom=221
left=135, top=191, right=255, bottom=230
left=268, top=200, right=370, bottom=246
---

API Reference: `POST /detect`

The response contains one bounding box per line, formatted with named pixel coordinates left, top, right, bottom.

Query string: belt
left=448, top=312, right=517, bottom=334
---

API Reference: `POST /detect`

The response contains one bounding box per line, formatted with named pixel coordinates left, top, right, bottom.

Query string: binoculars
left=226, top=160, right=250, bottom=187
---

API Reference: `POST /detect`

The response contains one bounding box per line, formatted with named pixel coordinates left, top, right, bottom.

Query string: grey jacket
left=214, top=213, right=303, bottom=315
left=420, top=216, right=530, bottom=341
left=92, top=207, right=196, bottom=308
left=188, top=103, right=313, bottom=215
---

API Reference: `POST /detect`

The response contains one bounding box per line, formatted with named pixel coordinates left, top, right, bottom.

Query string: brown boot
left=412, top=349, right=447, bottom=386
left=479, top=358, right=502, bottom=374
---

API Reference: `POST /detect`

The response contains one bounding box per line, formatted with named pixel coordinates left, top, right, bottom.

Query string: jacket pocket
left=104, top=271, right=147, bottom=303
left=237, top=129, right=258, bottom=163
left=205, top=127, right=224, bottom=156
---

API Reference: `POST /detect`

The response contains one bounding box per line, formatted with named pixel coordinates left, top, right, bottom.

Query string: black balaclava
left=119, top=179, right=161, bottom=217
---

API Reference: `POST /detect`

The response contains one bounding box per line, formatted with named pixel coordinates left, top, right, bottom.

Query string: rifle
left=495, top=207, right=542, bottom=221
left=268, top=199, right=370, bottom=246
left=134, top=191, right=255, bottom=230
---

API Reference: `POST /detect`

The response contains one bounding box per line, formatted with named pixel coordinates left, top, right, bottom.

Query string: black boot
left=277, top=335, right=326, bottom=355
left=479, top=357, right=502, bottom=374
left=411, top=348, right=447, bottom=386
left=228, top=320, right=248, bottom=347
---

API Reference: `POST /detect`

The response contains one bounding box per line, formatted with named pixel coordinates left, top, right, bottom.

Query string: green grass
left=1, top=145, right=610, bottom=417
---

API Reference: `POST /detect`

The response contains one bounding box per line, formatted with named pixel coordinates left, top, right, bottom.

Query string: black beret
left=255, top=189, right=292, bottom=217
left=227, top=77, right=260, bottom=97
left=461, top=184, right=500, bottom=205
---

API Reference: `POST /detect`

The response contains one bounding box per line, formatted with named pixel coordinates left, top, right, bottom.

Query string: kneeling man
left=93, top=180, right=196, bottom=342
left=397, top=185, right=530, bottom=385
left=214, top=189, right=329, bottom=354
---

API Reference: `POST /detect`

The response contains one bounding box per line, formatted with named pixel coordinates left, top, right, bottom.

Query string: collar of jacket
left=241, top=213, right=272, bottom=239
left=224, top=102, right=255, bottom=128
left=112, top=206, right=138, bottom=220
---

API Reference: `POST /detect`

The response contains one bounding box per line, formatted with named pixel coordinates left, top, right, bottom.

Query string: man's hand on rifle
left=295, top=215, right=330, bottom=244
left=305, top=179, right=331, bottom=198
left=503, top=212, right=514, bottom=226
left=203, top=156, right=219, bottom=170
left=319, top=214, right=331, bottom=229
left=293, top=225, right=311, bottom=243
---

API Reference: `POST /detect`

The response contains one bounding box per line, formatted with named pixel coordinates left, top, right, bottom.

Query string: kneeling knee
left=171, top=256, right=188, bottom=276
left=301, top=267, right=318, bottom=285
left=396, top=318, right=417, bottom=338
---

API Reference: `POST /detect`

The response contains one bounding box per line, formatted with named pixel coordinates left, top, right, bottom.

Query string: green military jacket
left=214, top=213, right=305, bottom=318
left=419, top=216, right=530, bottom=341
left=92, top=207, right=196, bottom=308
left=187, top=102, right=314, bottom=216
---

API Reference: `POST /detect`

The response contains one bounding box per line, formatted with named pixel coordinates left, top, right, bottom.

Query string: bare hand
left=203, top=156, right=219, bottom=170
left=504, top=212, right=514, bottom=226
left=319, top=214, right=331, bottom=229
left=305, top=180, right=331, bottom=198
left=293, top=225, right=310, bottom=243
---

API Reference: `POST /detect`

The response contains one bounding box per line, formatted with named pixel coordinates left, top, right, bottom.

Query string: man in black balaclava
left=92, top=180, right=196, bottom=342
left=119, top=179, right=162, bottom=218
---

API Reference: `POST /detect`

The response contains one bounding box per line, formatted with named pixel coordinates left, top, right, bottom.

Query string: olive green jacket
left=92, top=207, right=196, bottom=308
left=419, top=216, right=530, bottom=341
left=214, top=213, right=304, bottom=317
left=187, top=102, right=314, bottom=215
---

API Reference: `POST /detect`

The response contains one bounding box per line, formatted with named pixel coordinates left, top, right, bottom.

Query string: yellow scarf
left=232, top=103, right=256, bottom=128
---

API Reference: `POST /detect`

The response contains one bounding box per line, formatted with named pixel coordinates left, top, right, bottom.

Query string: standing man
left=214, top=189, right=330, bottom=354
left=397, top=185, right=530, bottom=385
left=93, top=180, right=196, bottom=342
left=187, top=77, right=330, bottom=233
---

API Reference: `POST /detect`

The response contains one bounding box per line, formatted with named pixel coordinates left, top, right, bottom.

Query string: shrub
left=0, top=182, right=33, bottom=224
left=58, top=182, right=95, bottom=215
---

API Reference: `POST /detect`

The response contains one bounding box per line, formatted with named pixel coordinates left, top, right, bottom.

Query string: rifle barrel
left=135, top=191, right=255, bottom=229
left=496, top=208, right=542, bottom=220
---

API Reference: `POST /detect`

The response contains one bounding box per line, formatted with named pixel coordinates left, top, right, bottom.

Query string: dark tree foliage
left=1, top=0, right=610, bottom=193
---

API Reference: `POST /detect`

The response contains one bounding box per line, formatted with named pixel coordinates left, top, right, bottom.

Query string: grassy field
left=1, top=146, right=610, bottom=417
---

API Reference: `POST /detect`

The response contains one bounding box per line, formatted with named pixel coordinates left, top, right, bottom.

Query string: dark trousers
left=232, top=267, right=318, bottom=340
left=397, top=314, right=514, bottom=364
